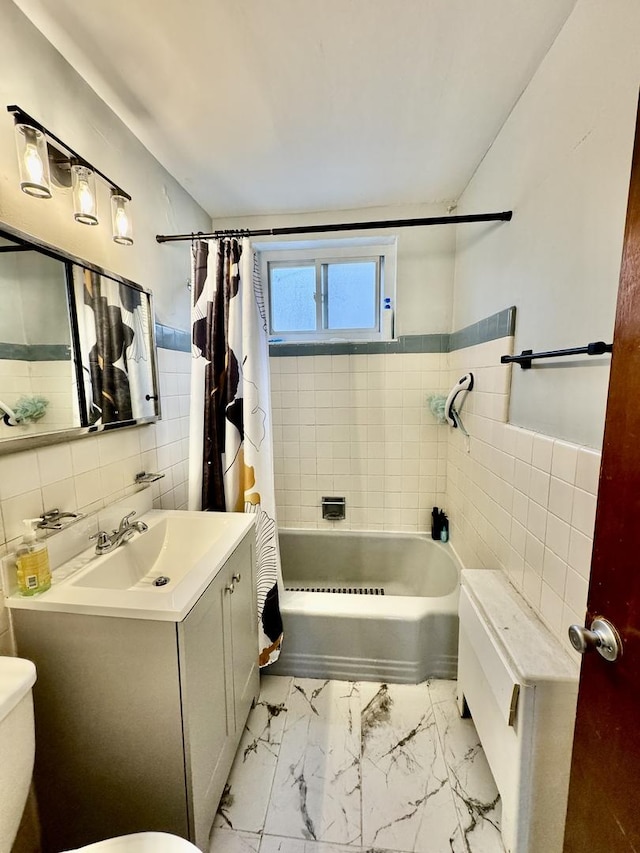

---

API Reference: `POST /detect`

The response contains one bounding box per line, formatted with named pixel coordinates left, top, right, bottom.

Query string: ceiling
left=13, top=0, right=578, bottom=219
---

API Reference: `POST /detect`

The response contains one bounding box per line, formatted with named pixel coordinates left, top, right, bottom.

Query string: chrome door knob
left=568, top=618, right=622, bottom=662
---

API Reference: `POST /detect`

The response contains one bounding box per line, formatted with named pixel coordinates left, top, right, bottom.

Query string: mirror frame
left=0, top=222, right=161, bottom=456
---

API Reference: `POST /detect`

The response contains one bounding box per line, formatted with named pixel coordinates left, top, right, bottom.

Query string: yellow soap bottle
left=16, top=519, right=51, bottom=596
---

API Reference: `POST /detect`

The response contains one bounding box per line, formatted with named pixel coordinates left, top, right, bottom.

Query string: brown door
left=563, top=96, right=640, bottom=850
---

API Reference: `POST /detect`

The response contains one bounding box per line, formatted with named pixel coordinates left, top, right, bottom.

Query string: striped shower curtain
left=189, top=238, right=283, bottom=666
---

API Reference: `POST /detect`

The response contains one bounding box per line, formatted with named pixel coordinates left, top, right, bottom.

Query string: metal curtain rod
left=501, top=341, right=613, bottom=370
left=156, top=210, right=513, bottom=243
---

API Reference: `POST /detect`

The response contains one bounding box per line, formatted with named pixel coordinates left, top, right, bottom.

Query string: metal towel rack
left=501, top=340, right=613, bottom=370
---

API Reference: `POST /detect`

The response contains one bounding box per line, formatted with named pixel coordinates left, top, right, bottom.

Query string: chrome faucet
left=90, top=511, right=149, bottom=555
left=37, top=508, right=80, bottom=530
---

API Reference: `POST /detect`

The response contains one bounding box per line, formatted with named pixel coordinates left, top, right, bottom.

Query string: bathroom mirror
left=0, top=224, right=160, bottom=454
left=0, top=235, right=78, bottom=435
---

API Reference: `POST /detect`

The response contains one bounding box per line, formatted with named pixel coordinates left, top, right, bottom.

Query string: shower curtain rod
left=155, top=210, right=512, bottom=243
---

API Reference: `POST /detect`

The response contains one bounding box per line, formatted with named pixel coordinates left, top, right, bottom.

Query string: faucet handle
left=118, top=511, right=137, bottom=531
left=90, top=531, right=110, bottom=548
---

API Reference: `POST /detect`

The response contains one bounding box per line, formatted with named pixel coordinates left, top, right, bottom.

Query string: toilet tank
left=0, top=656, right=36, bottom=853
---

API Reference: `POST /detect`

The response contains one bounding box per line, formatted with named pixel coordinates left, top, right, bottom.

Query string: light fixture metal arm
left=6, top=104, right=131, bottom=201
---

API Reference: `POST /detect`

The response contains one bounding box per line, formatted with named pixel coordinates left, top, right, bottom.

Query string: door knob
left=225, top=582, right=235, bottom=594
left=568, top=617, right=622, bottom=662
left=232, top=572, right=241, bottom=583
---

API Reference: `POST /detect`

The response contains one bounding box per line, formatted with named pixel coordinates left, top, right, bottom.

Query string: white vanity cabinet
left=178, top=533, right=258, bottom=847
left=11, top=528, right=259, bottom=853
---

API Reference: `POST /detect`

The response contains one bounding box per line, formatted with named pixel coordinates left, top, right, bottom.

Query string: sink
left=72, top=513, right=240, bottom=591
left=4, top=509, right=255, bottom=622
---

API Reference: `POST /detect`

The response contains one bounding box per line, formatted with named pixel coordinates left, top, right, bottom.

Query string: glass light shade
left=15, top=122, right=52, bottom=198
left=71, top=164, right=98, bottom=225
left=111, top=191, right=133, bottom=245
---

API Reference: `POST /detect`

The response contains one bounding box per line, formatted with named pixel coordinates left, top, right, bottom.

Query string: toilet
left=0, top=656, right=200, bottom=853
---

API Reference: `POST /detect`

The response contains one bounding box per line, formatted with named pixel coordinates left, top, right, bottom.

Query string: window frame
left=258, top=238, right=397, bottom=344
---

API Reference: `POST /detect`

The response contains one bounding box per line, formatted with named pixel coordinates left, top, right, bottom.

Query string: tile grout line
left=426, top=680, right=466, bottom=849
left=257, top=676, right=296, bottom=852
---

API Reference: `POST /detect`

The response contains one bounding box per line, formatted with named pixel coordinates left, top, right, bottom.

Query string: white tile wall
left=270, top=352, right=449, bottom=532
left=0, top=346, right=191, bottom=652
left=0, top=359, right=30, bottom=401
left=1, top=335, right=600, bottom=662
left=271, top=338, right=599, bottom=655
left=446, top=337, right=601, bottom=656
left=0, top=359, right=78, bottom=433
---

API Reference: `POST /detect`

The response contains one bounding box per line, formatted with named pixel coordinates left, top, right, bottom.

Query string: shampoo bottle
left=439, top=511, right=449, bottom=543
left=16, top=519, right=51, bottom=596
left=431, top=506, right=442, bottom=540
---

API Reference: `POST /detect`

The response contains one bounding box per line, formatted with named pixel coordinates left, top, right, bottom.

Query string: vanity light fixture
left=111, top=189, right=133, bottom=245
left=71, top=163, right=98, bottom=226
left=13, top=118, right=52, bottom=199
left=7, top=104, right=133, bottom=245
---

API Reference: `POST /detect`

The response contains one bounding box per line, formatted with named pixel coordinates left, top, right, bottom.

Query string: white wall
left=0, top=251, right=69, bottom=345
left=250, top=203, right=456, bottom=531
left=453, top=0, right=640, bottom=448
left=0, top=3, right=207, bottom=657
left=447, top=0, right=640, bottom=655
left=213, top=203, right=457, bottom=336
left=0, top=0, right=210, bottom=330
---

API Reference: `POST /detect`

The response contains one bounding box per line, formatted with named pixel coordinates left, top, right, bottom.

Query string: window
left=258, top=238, right=396, bottom=343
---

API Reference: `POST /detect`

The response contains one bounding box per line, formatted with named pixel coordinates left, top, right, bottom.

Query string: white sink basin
left=72, top=514, right=239, bottom=591
left=5, top=510, right=255, bottom=622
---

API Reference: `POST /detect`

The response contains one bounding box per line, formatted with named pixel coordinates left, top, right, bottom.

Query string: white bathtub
left=270, top=529, right=461, bottom=683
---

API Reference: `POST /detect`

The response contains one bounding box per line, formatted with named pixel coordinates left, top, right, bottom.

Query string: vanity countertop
left=5, top=509, right=255, bottom=622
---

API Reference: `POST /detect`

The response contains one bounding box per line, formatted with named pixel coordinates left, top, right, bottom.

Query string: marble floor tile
left=209, top=827, right=261, bottom=852
left=263, top=678, right=361, bottom=846
left=360, top=682, right=461, bottom=852
left=215, top=676, right=293, bottom=833
left=432, top=700, right=505, bottom=853
left=218, top=677, right=505, bottom=853
left=426, top=677, right=458, bottom=706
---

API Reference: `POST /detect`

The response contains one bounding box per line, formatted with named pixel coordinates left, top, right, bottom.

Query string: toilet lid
left=65, top=832, right=201, bottom=853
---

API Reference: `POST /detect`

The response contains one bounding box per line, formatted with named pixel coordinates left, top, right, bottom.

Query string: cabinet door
left=178, top=571, right=233, bottom=848
left=228, top=535, right=259, bottom=730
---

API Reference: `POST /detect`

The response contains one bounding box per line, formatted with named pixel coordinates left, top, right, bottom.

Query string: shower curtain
left=74, top=267, right=155, bottom=425
left=189, top=238, right=283, bottom=666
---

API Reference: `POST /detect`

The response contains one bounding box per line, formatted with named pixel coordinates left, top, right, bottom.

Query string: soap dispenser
left=16, top=519, right=51, bottom=596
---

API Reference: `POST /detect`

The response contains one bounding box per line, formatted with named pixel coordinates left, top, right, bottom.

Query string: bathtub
left=269, top=529, right=461, bottom=683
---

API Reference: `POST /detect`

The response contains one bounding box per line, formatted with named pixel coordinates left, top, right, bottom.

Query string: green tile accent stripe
left=0, top=343, right=71, bottom=361
left=0, top=326, right=192, bottom=359
left=0, top=310, right=515, bottom=362
left=269, top=334, right=447, bottom=357
left=155, top=323, right=190, bottom=352
left=268, top=308, right=515, bottom=357
left=448, top=306, right=516, bottom=352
